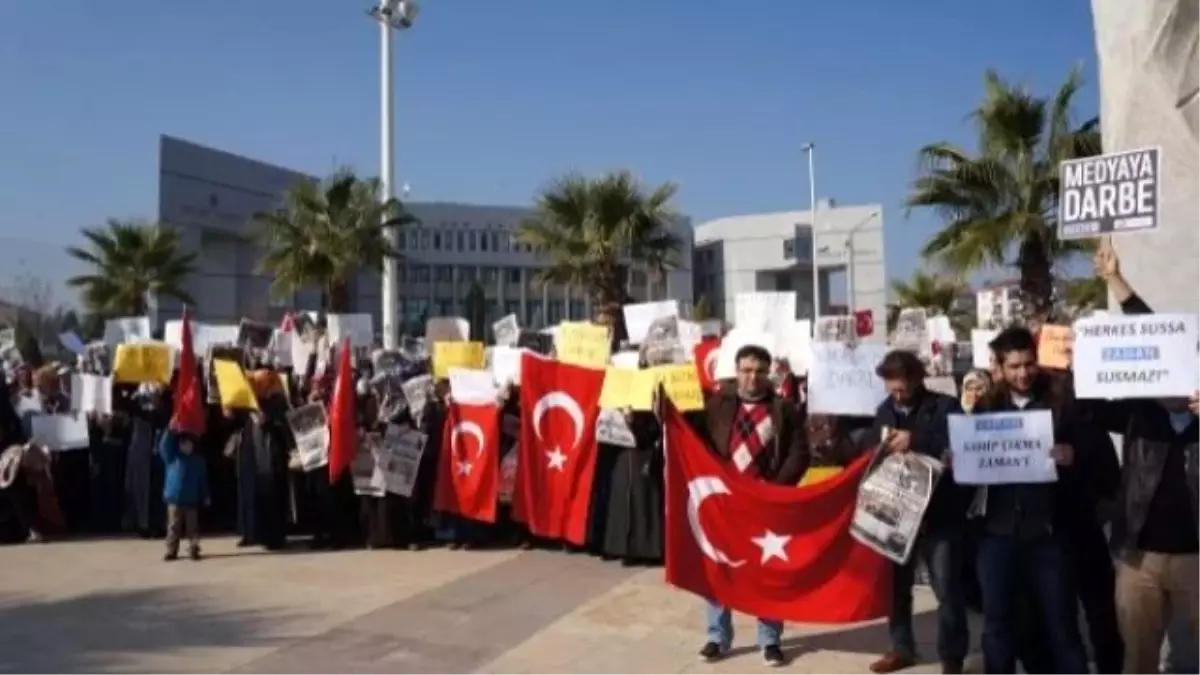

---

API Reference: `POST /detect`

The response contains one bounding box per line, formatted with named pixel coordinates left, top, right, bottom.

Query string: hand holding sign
left=1049, top=443, right=1074, bottom=466
left=884, top=429, right=912, bottom=454
left=1093, top=237, right=1120, bottom=281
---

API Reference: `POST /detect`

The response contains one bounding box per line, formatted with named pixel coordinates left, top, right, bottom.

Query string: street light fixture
left=801, top=143, right=819, bottom=323
left=368, top=0, right=418, bottom=349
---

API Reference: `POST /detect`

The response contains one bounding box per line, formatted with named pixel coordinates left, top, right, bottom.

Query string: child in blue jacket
left=157, top=430, right=209, bottom=561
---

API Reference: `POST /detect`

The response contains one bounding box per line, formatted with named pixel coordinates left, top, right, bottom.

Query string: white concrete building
left=156, top=135, right=692, bottom=333
left=692, top=202, right=886, bottom=339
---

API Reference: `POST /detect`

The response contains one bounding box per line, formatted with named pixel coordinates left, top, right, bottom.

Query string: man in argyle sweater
left=695, top=344, right=810, bottom=667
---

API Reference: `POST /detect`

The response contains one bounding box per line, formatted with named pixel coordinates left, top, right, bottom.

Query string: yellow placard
left=213, top=359, right=260, bottom=411
left=654, top=363, right=704, bottom=412
left=556, top=322, right=611, bottom=369
left=432, top=341, right=485, bottom=379
left=1037, top=324, right=1074, bottom=370
left=113, top=342, right=173, bottom=385
left=799, top=466, right=843, bottom=487
left=598, top=367, right=659, bottom=412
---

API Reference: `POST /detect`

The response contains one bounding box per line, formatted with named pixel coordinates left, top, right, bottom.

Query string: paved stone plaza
left=0, top=537, right=957, bottom=673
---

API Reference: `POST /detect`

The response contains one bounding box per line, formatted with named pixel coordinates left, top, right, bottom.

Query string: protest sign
left=0, top=328, right=14, bottom=354
left=1072, top=313, right=1200, bottom=399
left=655, top=363, right=704, bottom=412
left=807, top=343, right=889, bottom=416
left=237, top=319, right=274, bottom=350
left=351, top=433, right=387, bottom=497
left=490, top=346, right=524, bottom=385
left=924, top=376, right=958, bottom=398
left=816, top=316, right=855, bottom=343
left=287, top=403, right=329, bottom=472
left=713, top=328, right=775, bottom=380
left=268, top=330, right=293, bottom=368
left=113, top=342, right=173, bottom=385
left=735, top=291, right=796, bottom=337
left=609, top=351, right=641, bottom=370
left=643, top=315, right=686, bottom=366
left=59, top=331, right=87, bottom=355
left=381, top=424, right=427, bottom=497
left=622, top=301, right=678, bottom=345
left=598, top=367, right=657, bottom=411
left=1059, top=147, right=1160, bottom=239
left=971, top=329, right=998, bottom=369
left=103, top=316, right=152, bottom=345
left=850, top=451, right=943, bottom=564
left=432, top=341, right=484, bottom=379
left=70, top=373, right=112, bottom=415
left=555, top=322, right=610, bottom=369
left=948, top=410, right=1057, bottom=485
left=31, top=413, right=90, bottom=451
left=890, top=309, right=928, bottom=353
left=1037, top=324, right=1074, bottom=370
left=492, top=314, right=520, bottom=347
left=213, top=359, right=259, bottom=411
left=596, top=408, right=637, bottom=448
left=426, top=316, right=470, bottom=343
left=401, top=375, right=433, bottom=424
left=448, top=367, right=499, bottom=404
left=328, top=313, right=374, bottom=348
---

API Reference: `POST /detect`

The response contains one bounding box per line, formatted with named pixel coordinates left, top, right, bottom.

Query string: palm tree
left=907, top=67, right=1102, bottom=321
left=890, top=271, right=973, bottom=334
left=1063, top=276, right=1107, bottom=318
left=66, top=219, right=197, bottom=317
left=516, top=171, right=683, bottom=339
left=254, top=169, right=417, bottom=312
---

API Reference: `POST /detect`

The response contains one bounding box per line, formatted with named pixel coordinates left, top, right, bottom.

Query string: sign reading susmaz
left=1058, top=147, right=1160, bottom=239
left=1072, top=313, right=1199, bottom=399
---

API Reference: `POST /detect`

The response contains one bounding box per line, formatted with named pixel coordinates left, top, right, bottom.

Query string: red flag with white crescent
left=513, top=352, right=605, bottom=546
left=170, top=307, right=206, bottom=436
left=327, top=338, right=356, bottom=482
left=663, top=402, right=891, bottom=623
left=693, top=338, right=721, bottom=392
left=434, top=400, right=501, bottom=523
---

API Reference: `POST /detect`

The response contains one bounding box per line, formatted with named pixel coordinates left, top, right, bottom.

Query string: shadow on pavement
left=0, top=586, right=303, bottom=673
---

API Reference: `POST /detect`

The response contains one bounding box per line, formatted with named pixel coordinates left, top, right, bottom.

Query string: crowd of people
left=0, top=245, right=1195, bottom=675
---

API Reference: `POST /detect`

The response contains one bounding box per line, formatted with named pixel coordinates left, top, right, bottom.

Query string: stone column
left=1092, top=0, right=1198, bottom=313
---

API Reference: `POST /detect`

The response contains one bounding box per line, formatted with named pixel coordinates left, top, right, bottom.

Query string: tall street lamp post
left=369, top=0, right=419, bottom=349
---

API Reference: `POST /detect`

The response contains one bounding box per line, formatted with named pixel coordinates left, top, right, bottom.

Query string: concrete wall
left=1092, top=0, right=1199, bottom=313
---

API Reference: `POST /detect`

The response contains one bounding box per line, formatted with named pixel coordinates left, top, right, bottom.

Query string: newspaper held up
left=382, top=424, right=428, bottom=497
left=286, top=403, right=330, bottom=472
left=850, top=449, right=943, bottom=565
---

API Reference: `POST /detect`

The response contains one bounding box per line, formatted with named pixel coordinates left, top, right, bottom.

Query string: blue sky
left=0, top=0, right=1099, bottom=308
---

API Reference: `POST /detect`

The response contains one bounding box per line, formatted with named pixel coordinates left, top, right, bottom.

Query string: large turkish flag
left=514, top=352, right=606, bottom=546
left=664, top=403, right=891, bottom=623
left=434, top=400, right=501, bottom=523
left=693, top=338, right=721, bottom=392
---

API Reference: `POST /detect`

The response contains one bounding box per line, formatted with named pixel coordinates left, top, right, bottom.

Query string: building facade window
left=436, top=299, right=454, bottom=316
left=459, top=267, right=477, bottom=283
left=507, top=267, right=522, bottom=284
left=436, top=265, right=453, bottom=282
left=420, top=231, right=430, bottom=250
left=505, top=300, right=520, bottom=317
left=570, top=300, right=586, bottom=320
left=433, top=233, right=442, bottom=250
left=548, top=300, right=565, bottom=325
left=468, top=231, right=478, bottom=251
left=480, top=232, right=489, bottom=251
left=456, top=232, right=465, bottom=251
left=412, top=265, right=429, bottom=283
left=481, top=267, right=497, bottom=283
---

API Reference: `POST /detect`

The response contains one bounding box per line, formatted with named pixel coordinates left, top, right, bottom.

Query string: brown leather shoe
left=869, top=652, right=916, bottom=674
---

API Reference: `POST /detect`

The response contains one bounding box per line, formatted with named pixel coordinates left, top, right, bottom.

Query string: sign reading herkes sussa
left=1059, top=147, right=1160, bottom=240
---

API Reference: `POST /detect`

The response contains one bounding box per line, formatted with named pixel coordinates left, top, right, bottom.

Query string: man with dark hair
left=867, top=350, right=969, bottom=675
left=695, top=343, right=809, bottom=668
left=971, top=326, right=1089, bottom=674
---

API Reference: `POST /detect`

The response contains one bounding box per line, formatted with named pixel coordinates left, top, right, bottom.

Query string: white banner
left=30, top=413, right=91, bottom=451
left=807, top=343, right=889, bottom=416
left=70, top=373, right=112, bottom=415
left=622, top=301, right=679, bottom=345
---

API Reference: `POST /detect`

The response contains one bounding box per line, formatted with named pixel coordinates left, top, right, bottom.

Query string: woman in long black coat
left=597, top=410, right=664, bottom=564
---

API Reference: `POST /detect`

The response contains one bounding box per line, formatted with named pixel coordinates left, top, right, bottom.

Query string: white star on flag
left=751, top=529, right=791, bottom=565
left=546, top=447, right=568, bottom=471
left=456, top=461, right=473, bottom=477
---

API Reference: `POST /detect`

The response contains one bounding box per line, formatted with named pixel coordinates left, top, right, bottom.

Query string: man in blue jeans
left=695, top=345, right=809, bottom=667
left=866, top=350, right=970, bottom=674
left=972, top=327, right=1089, bottom=674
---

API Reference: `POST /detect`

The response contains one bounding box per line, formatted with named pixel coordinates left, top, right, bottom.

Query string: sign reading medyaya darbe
left=1058, top=147, right=1160, bottom=239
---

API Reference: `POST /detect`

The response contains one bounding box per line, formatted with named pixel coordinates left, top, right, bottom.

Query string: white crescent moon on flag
left=703, top=349, right=719, bottom=380
left=450, top=421, right=486, bottom=458
left=532, top=391, right=584, bottom=450
left=686, top=476, right=745, bottom=568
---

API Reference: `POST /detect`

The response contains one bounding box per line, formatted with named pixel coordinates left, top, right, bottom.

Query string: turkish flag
left=170, top=307, right=206, bottom=436
left=663, top=403, right=891, bottom=623
left=693, top=339, right=721, bottom=391
left=514, top=352, right=605, bottom=546
left=327, top=338, right=356, bottom=482
left=434, top=400, right=501, bottom=523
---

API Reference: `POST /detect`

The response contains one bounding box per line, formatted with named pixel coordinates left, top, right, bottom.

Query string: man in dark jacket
left=1091, top=244, right=1199, bottom=674
left=865, top=350, right=969, bottom=675
left=972, top=327, right=1089, bottom=674
left=695, top=344, right=808, bottom=668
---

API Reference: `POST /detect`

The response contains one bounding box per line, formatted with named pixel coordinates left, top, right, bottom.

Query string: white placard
left=103, top=316, right=152, bottom=345
left=677, top=320, right=703, bottom=357
left=492, top=314, right=520, bottom=347
left=352, top=433, right=387, bottom=497
left=610, top=351, right=641, bottom=370
left=449, top=367, right=498, bottom=404
left=381, top=424, right=427, bottom=497
left=890, top=308, right=928, bottom=353
left=1072, top=313, right=1200, bottom=399
left=779, top=320, right=813, bottom=375
left=490, top=346, right=524, bottom=385
left=30, top=413, right=91, bottom=451
left=426, top=316, right=470, bottom=343
left=622, top=301, right=679, bottom=345
left=268, top=329, right=293, bottom=368
left=401, top=375, right=433, bottom=424
left=735, top=291, right=796, bottom=336
left=328, top=314, right=374, bottom=349
left=713, top=328, right=776, bottom=380
left=948, top=410, right=1057, bottom=485
left=807, top=343, right=889, bottom=416
left=971, top=329, right=998, bottom=370
left=70, top=373, right=112, bottom=415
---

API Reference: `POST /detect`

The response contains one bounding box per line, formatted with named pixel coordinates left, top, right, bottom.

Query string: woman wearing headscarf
left=122, top=383, right=170, bottom=538
left=0, top=371, right=42, bottom=543
left=231, top=369, right=295, bottom=550
left=27, top=364, right=92, bottom=534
